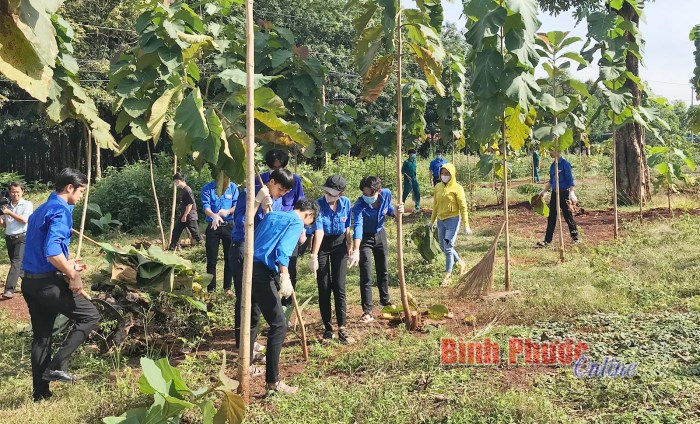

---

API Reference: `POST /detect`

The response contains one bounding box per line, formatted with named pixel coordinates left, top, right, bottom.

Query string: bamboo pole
left=239, top=0, right=255, bottom=402
left=76, top=125, right=92, bottom=258
left=639, top=127, right=644, bottom=223
left=501, top=122, right=511, bottom=289
left=395, top=4, right=412, bottom=328
left=168, top=155, right=178, bottom=247
left=612, top=115, right=619, bottom=240
left=95, top=145, right=102, bottom=181
left=146, top=141, right=166, bottom=248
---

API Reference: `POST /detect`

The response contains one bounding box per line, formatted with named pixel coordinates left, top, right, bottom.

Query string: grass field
left=1, top=154, right=700, bottom=423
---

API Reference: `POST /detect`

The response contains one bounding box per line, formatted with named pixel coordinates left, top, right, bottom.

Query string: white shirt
left=3, top=198, right=33, bottom=235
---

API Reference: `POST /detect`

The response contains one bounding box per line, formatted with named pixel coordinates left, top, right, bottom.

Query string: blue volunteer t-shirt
left=549, top=157, right=575, bottom=190
left=314, top=196, right=351, bottom=236
left=351, top=188, right=395, bottom=240
left=253, top=211, right=305, bottom=273
left=430, top=157, right=447, bottom=177
left=200, top=180, right=239, bottom=222
left=257, top=171, right=305, bottom=212
left=231, top=188, right=282, bottom=243
left=22, top=192, right=74, bottom=274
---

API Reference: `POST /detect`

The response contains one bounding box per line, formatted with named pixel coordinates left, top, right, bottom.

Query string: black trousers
left=22, top=275, right=100, bottom=399
left=168, top=219, right=202, bottom=250
left=205, top=222, right=233, bottom=291
left=317, top=234, right=348, bottom=330
left=230, top=242, right=244, bottom=347
left=4, top=234, right=25, bottom=292
left=545, top=188, right=579, bottom=243
left=250, top=262, right=287, bottom=384
left=359, top=230, right=391, bottom=314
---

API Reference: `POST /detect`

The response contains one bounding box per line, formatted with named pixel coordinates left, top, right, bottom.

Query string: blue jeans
left=437, top=216, right=461, bottom=273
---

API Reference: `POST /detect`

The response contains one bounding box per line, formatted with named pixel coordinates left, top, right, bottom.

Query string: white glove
left=218, top=208, right=230, bottom=218
left=538, top=190, right=546, bottom=197
left=255, top=186, right=270, bottom=203
left=309, top=254, right=319, bottom=274
left=430, top=221, right=437, bottom=231
left=396, top=203, right=405, bottom=214
left=568, top=191, right=578, bottom=203
left=464, top=226, right=473, bottom=236
left=210, top=214, right=224, bottom=230
left=260, top=195, right=273, bottom=211
left=349, top=250, right=360, bottom=267
left=278, top=272, right=293, bottom=299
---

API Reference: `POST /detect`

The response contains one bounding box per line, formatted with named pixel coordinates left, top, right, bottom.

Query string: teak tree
left=349, top=0, right=447, bottom=327
left=463, top=0, right=542, bottom=289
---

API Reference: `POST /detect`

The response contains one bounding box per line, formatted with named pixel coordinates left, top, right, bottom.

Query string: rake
left=453, top=221, right=505, bottom=298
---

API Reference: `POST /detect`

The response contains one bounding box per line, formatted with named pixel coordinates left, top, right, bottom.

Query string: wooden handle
left=71, top=228, right=101, bottom=248
left=290, top=291, right=309, bottom=361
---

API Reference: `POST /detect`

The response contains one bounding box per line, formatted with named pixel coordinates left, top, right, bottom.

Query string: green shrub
left=76, top=154, right=213, bottom=232
left=516, top=183, right=542, bottom=197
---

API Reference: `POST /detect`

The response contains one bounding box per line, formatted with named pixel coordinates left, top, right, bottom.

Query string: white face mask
left=324, top=193, right=339, bottom=203
left=441, top=175, right=451, bottom=183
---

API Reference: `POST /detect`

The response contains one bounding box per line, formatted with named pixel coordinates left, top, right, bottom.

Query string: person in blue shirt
left=230, top=168, right=295, bottom=348
left=256, top=149, right=306, bottom=307
left=248, top=199, right=319, bottom=394
left=429, top=150, right=447, bottom=186
left=401, top=149, right=421, bottom=211
left=308, top=175, right=354, bottom=343
left=21, top=168, right=100, bottom=402
left=200, top=177, right=240, bottom=293
left=536, top=150, right=579, bottom=247
left=349, top=176, right=404, bottom=323
left=532, top=149, right=541, bottom=183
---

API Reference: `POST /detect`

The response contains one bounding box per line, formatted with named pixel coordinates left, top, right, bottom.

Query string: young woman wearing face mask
left=308, top=176, right=355, bottom=343
left=430, top=164, right=472, bottom=287
left=349, top=176, right=404, bottom=323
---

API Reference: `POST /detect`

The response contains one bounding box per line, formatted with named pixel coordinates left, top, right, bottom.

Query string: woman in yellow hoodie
left=430, top=163, right=472, bottom=286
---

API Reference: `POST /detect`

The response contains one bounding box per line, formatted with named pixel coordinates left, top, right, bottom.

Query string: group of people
left=5, top=146, right=581, bottom=401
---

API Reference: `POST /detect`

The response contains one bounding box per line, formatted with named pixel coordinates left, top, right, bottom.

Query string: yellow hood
left=440, top=163, right=458, bottom=188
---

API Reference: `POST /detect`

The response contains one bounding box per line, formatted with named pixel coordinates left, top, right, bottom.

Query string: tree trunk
left=146, top=141, right=166, bottom=247
left=76, top=126, right=92, bottom=259
left=501, top=122, right=511, bottom=289
left=95, top=146, right=102, bottom=181
left=168, top=155, right=178, bottom=247
left=615, top=2, right=651, bottom=206
left=612, top=116, right=619, bottom=240
left=395, top=6, right=412, bottom=328
left=239, top=0, right=256, bottom=403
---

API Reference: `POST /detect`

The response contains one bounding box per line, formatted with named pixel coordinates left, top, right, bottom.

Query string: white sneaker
left=360, top=313, right=375, bottom=324
left=266, top=380, right=298, bottom=394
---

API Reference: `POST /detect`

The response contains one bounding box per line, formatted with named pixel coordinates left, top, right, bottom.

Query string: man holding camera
left=1, top=182, right=33, bottom=299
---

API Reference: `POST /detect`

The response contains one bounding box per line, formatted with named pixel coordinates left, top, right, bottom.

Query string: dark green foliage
left=77, top=154, right=212, bottom=231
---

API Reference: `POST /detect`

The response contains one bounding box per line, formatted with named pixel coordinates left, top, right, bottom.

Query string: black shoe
left=322, top=329, right=333, bottom=341
left=42, top=369, right=76, bottom=383
left=33, top=391, right=52, bottom=402
left=338, top=328, right=355, bottom=344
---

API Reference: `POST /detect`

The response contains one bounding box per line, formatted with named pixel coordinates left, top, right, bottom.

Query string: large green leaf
left=471, top=50, right=504, bottom=98
left=173, top=88, right=209, bottom=156
left=502, top=71, right=539, bottom=111
left=139, top=357, right=169, bottom=394
left=192, top=109, right=222, bottom=165
left=254, top=111, right=313, bottom=147
left=405, top=42, right=445, bottom=96
left=213, top=390, right=246, bottom=424
left=0, top=15, right=53, bottom=102
left=505, top=0, right=540, bottom=34
left=504, top=106, right=530, bottom=151
left=147, top=86, right=181, bottom=144
left=232, top=87, right=286, bottom=115
left=218, top=69, right=281, bottom=91
left=464, top=5, right=506, bottom=52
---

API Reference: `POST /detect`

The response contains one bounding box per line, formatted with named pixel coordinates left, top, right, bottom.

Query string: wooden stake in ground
left=612, top=114, right=619, bottom=240
left=238, top=0, right=255, bottom=403
left=395, top=5, right=413, bottom=328
left=76, top=125, right=92, bottom=259
left=168, top=155, right=178, bottom=247
left=500, top=121, right=511, bottom=289
left=146, top=141, right=166, bottom=248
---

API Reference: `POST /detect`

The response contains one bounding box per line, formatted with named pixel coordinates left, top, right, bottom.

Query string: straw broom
left=453, top=222, right=505, bottom=298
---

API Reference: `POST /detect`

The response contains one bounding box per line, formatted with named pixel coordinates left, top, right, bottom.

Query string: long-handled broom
left=453, top=222, right=505, bottom=298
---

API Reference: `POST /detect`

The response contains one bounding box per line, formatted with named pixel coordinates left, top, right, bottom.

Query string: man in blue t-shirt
left=200, top=177, right=239, bottom=293
left=256, top=149, right=306, bottom=306
left=248, top=199, right=319, bottom=394
left=349, top=176, right=404, bottom=323
left=230, top=168, right=295, bottom=348
left=536, top=150, right=579, bottom=247
left=429, top=150, right=447, bottom=186
left=21, top=168, right=100, bottom=402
